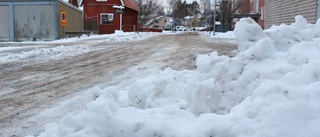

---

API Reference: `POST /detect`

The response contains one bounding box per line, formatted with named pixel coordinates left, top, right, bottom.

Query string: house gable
left=81, top=0, right=139, bottom=12
left=82, top=0, right=140, bottom=34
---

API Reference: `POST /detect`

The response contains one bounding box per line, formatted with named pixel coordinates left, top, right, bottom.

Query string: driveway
left=0, top=32, right=237, bottom=136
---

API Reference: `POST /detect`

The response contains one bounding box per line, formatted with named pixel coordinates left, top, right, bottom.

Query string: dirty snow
left=22, top=15, right=320, bottom=137
left=0, top=32, right=161, bottom=63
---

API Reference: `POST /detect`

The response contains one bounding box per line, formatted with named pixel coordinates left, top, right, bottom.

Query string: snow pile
left=212, top=31, right=236, bottom=38
left=1, top=32, right=161, bottom=63
left=2, top=45, right=92, bottom=63
left=35, top=16, right=320, bottom=137
left=265, top=15, right=320, bottom=52
left=48, top=32, right=161, bottom=43
left=105, top=32, right=160, bottom=43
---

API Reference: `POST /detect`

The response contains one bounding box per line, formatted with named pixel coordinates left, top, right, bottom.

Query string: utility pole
left=204, top=0, right=211, bottom=33
left=208, top=0, right=211, bottom=34
left=213, top=0, right=216, bottom=36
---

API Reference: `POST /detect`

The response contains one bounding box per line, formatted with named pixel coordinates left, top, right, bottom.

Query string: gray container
left=0, top=0, right=83, bottom=42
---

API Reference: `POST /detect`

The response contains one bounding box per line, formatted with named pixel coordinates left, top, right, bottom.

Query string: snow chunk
left=293, top=15, right=308, bottom=30
left=234, top=17, right=266, bottom=52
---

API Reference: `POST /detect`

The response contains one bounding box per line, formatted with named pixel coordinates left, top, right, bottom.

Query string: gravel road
left=0, top=32, right=237, bottom=137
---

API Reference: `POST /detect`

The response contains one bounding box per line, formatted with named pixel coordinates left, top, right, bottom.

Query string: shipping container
left=0, top=0, right=82, bottom=42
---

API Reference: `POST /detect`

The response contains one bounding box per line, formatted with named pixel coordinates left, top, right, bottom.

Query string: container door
left=0, top=6, right=10, bottom=41
left=14, top=5, right=55, bottom=41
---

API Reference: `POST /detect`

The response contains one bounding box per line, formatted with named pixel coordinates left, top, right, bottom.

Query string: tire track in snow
left=0, top=32, right=237, bottom=137
left=0, top=34, right=174, bottom=122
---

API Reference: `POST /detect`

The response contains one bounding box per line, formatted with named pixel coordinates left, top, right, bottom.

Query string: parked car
left=176, top=26, right=186, bottom=31
left=164, top=27, right=171, bottom=31
left=195, top=27, right=207, bottom=31
left=185, top=27, right=193, bottom=31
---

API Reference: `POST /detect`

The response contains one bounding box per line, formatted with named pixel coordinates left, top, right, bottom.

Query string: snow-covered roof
left=215, top=21, right=221, bottom=25
left=145, top=16, right=165, bottom=26
left=81, top=0, right=139, bottom=12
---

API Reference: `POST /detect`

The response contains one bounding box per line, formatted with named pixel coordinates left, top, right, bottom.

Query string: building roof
left=121, top=0, right=140, bottom=12
left=0, top=0, right=82, bottom=12
left=68, top=0, right=79, bottom=7
left=59, top=0, right=82, bottom=12
left=0, top=0, right=56, bottom=2
left=80, top=0, right=140, bottom=12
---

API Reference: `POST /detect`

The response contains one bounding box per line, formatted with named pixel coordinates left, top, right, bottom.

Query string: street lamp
left=113, top=5, right=125, bottom=31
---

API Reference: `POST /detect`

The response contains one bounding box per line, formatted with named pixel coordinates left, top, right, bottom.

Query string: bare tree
left=167, top=0, right=178, bottom=14
left=137, top=0, right=164, bottom=27
left=216, top=0, right=240, bottom=32
left=171, top=0, right=200, bottom=20
left=190, top=1, right=201, bottom=16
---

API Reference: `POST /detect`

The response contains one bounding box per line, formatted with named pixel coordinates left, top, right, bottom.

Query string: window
left=100, top=13, right=113, bottom=24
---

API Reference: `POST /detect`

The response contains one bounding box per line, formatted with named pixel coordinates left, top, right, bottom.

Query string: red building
left=81, top=0, right=140, bottom=34
left=236, top=0, right=265, bottom=29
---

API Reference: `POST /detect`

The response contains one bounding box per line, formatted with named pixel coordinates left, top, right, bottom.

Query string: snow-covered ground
left=4, top=15, right=320, bottom=137
left=200, top=31, right=236, bottom=39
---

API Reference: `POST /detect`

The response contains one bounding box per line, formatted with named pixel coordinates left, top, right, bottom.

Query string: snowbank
left=264, top=15, right=320, bottom=52
left=1, top=45, right=92, bottom=63
left=34, top=16, right=320, bottom=137
left=104, top=32, right=160, bottom=43
left=0, top=32, right=160, bottom=63
left=211, top=31, right=236, bottom=39
left=54, top=32, right=160, bottom=43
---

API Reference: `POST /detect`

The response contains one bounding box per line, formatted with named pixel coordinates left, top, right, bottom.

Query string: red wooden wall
left=82, top=0, right=139, bottom=34
left=123, top=8, right=139, bottom=32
